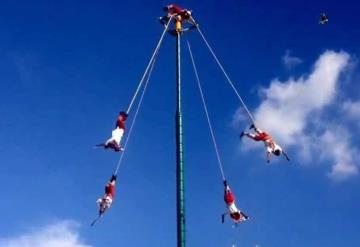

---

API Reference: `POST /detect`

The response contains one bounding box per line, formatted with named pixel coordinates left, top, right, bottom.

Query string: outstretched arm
left=282, top=150, right=290, bottom=161
left=240, top=211, right=249, bottom=219
left=221, top=212, right=229, bottom=223
left=266, top=152, right=271, bottom=163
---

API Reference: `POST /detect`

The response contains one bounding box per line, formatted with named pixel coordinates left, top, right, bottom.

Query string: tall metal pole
left=175, top=20, right=186, bottom=247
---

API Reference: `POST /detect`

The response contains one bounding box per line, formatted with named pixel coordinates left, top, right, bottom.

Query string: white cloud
left=0, top=220, right=92, bottom=247
left=342, top=100, right=360, bottom=119
left=320, top=127, right=358, bottom=181
left=255, top=50, right=349, bottom=145
left=237, top=50, right=359, bottom=181
left=282, top=50, right=302, bottom=69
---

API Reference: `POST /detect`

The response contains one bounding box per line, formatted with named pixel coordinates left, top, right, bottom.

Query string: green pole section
left=175, top=28, right=186, bottom=247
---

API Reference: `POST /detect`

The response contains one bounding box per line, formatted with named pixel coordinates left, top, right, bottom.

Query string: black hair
left=119, top=111, right=128, bottom=117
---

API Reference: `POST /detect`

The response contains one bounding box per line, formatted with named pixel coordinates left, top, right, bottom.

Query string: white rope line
left=196, top=27, right=256, bottom=125
left=114, top=49, right=159, bottom=175
left=126, top=16, right=173, bottom=114
left=186, top=37, right=226, bottom=181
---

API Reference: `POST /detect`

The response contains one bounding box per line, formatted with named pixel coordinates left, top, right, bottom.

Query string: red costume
left=95, top=174, right=117, bottom=219
left=253, top=131, right=272, bottom=142
left=241, top=126, right=289, bottom=162
left=105, top=183, right=115, bottom=199
left=223, top=184, right=248, bottom=223
left=224, top=188, right=235, bottom=204
left=166, top=4, right=184, bottom=15
left=116, top=116, right=126, bottom=130
left=102, top=111, right=127, bottom=152
left=164, top=4, right=193, bottom=21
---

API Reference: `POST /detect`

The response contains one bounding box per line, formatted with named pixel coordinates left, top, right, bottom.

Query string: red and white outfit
left=224, top=186, right=248, bottom=223
left=97, top=182, right=116, bottom=211
left=162, top=4, right=196, bottom=24
left=249, top=128, right=282, bottom=154
left=105, top=115, right=126, bottom=150
left=165, top=4, right=184, bottom=16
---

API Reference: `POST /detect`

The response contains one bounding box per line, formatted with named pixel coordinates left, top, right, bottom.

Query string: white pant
left=97, top=196, right=113, bottom=210
left=105, top=127, right=124, bottom=146
left=228, top=202, right=239, bottom=214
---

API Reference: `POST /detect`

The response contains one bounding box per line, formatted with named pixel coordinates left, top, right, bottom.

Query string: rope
left=126, top=16, right=173, bottom=114
left=195, top=27, right=256, bottom=125
left=114, top=46, right=159, bottom=175
left=186, top=37, right=226, bottom=181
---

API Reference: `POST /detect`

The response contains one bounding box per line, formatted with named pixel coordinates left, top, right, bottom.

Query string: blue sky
left=1, top=1, right=360, bottom=246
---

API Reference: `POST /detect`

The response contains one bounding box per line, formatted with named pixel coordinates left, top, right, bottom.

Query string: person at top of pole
left=319, top=13, right=329, bottom=24
left=96, top=174, right=117, bottom=216
left=240, top=124, right=290, bottom=163
left=97, top=111, right=128, bottom=152
left=159, top=4, right=198, bottom=27
left=222, top=180, right=249, bottom=224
